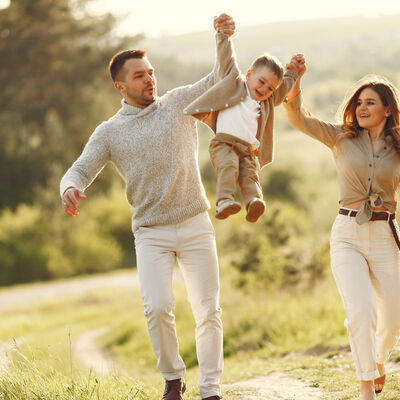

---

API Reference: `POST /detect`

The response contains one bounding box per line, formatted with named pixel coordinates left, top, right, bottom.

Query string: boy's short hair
left=109, top=49, right=147, bottom=82
left=250, top=54, right=284, bottom=80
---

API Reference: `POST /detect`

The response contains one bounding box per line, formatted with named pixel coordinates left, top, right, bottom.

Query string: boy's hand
left=214, top=13, right=235, bottom=37
left=62, top=187, right=86, bottom=217
left=286, top=53, right=307, bottom=78
left=285, top=54, right=306, bottom=102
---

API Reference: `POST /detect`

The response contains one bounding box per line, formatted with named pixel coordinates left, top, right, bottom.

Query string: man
left=60, top=14, right=235, bottom=400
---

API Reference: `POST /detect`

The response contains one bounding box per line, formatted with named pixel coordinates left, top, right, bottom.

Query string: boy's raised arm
left=214, top=14, right=239, bottom=81
left=272, top=53, right=303, bottom=106
left=176, top=13, right=237, bottom=106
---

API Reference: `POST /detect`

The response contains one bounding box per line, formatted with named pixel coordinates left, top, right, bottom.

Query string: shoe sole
left=215, top=203, right=241, bottom=219
left=246, top=200, right=265, bottom=223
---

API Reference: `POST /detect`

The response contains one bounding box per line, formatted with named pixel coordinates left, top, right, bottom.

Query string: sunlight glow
left=0, top=0, right=10, bottom=9
left=89, top=0, right=400, bottom=38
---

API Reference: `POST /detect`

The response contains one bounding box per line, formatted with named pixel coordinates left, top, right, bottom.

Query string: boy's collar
left=245, top=82, right=261, bottom=105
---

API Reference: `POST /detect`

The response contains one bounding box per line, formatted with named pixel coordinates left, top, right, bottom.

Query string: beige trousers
left=133, top=212, right=223, bottom=398
left=209, top=133, right=263, bottom=206
left=330, top=211, right=400, bottom=381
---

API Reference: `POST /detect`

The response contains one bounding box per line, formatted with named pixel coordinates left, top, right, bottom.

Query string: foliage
left=218, top=202, right=330, bottom=292
left=0, top=202, right=123, bottom=284
left=0, top=0, right=138, bottom=209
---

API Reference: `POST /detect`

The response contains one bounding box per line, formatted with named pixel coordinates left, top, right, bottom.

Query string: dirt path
left=73, top=328, right=119, bottom=376
left=0, top=270, right=141, bottom=308
left=227, top=373, right=324, bottom=399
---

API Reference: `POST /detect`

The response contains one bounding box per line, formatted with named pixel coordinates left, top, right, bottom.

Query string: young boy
left=184, top=19, right=300, bottom=222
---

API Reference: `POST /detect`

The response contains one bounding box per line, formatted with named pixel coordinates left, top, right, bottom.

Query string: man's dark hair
left=109, top=49, right=147, bottom=82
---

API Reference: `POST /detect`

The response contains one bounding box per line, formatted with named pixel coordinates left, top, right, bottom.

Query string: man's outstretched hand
left=214, top=13, right=235, bottom=37
left=62, top=187, right=86, bottom=217
left=286, top=53, right=307, bottom=78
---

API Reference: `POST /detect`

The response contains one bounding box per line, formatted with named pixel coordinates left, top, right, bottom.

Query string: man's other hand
left=214, top=13, right=235, bottom=37
left=62, top=187, right=86, bottom=217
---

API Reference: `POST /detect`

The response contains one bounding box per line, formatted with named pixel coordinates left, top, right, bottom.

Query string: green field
left=0, top=272, right=399, bottom=399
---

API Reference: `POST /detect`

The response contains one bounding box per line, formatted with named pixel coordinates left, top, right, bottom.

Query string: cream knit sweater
left=60, top=33, right=231, bottom=231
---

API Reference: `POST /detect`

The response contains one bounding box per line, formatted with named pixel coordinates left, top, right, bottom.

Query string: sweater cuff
left=60, top=184, right=77, bottom=198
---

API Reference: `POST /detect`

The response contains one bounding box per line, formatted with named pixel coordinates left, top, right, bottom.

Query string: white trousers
left=133, top=212, right=223, bottom=398
left=330, top=211, right=400, bottom=381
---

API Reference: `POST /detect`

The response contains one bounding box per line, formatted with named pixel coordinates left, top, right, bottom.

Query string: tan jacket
left=184, top=34, right=298, bottom=169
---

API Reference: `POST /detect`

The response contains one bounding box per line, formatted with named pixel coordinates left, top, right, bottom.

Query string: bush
left=0, top=202, right=123, bottom=285
left=218, top=202, right=330, bottom=292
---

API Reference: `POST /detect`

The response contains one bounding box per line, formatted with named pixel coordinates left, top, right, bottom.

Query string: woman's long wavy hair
left=338, top=75, right=400, bottom=154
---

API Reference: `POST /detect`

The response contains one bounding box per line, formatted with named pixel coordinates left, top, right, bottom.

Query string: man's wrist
left=62, top=186, right=75, bottom=196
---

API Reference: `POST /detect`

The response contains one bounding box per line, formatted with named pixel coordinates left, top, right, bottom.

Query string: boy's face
left=246, top=66, right=281, bottom=101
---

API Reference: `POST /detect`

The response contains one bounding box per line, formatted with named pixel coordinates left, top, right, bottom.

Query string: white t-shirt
left=216, top=83, right=261, bottom=149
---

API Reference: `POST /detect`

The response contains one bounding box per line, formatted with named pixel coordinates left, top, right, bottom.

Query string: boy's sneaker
left=246, top=198, right=265, bottom=223
left=215, top=199, right=241, bottom=220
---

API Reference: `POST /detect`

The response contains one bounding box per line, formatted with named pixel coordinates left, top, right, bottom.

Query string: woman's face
left=356, top=87, right=391, bottom=131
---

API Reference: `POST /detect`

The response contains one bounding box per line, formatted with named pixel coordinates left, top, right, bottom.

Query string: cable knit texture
left=59, top=34, right=233, bottom=231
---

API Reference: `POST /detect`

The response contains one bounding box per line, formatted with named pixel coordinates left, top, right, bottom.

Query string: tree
left=0, top=0, right=141, bottom=208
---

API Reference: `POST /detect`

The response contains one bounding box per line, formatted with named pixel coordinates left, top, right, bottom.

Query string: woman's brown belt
left=339, top=208, right=400, bottom=251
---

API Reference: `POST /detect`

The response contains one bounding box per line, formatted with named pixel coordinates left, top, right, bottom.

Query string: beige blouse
left=284, top=93, right=400, bottom=224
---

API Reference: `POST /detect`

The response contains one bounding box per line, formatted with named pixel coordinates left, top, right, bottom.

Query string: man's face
left=246, top=66, right=281, bottom=101
left=115, top=58, right=157, bottom=108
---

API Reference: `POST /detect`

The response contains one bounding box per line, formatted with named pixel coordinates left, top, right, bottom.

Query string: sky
left=86, top=0, right=400, bottom=38
left=1, top=0, right=399, bottom=38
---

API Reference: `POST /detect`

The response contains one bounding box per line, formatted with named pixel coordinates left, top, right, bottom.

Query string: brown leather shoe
left=162, top=378, right=186, bottom=400
left=202, top=396, right=221, bottom=400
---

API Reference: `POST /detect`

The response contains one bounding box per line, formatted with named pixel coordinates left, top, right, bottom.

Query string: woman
left=285, top=58, right=400, bottom=400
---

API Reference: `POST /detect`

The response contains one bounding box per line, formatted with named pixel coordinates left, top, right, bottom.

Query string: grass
left=0, top=364, right=152, bottom=399
left=0, top=272, right=398, bottom=399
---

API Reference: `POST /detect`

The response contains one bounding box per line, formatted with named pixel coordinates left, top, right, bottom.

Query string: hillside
left=139, top=14, right=400, bottom=71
